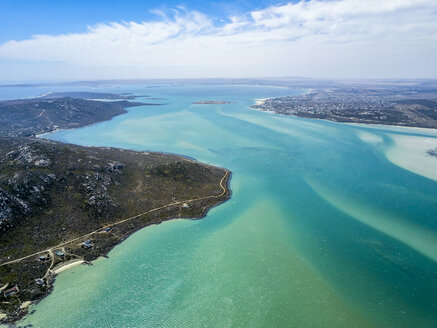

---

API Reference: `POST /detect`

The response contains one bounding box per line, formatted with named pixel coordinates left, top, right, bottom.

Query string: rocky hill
left=38, top=91, right=136, bottom=100
left=0, top=91, right=230, bottom=324
left=0, top=137, right=230, bottom=323
left=0, top=97, right=145, bottom=137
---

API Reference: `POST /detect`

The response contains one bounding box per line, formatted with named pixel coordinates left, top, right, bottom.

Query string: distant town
left=251, top=85, right=437, bottom=129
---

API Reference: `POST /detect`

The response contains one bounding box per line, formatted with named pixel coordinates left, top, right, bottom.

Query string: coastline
left=3, top=166, right=231, bottom=325
left=344, top=122, right=437, bottom=134
left=52, top=260, right=85, bottom=274
left=94, top=168, right=232, bottom=258
left=3, top=167, right=230, bottom=325
left=251, top=97, right=437, bottom=133
left=0, top=94, right=233, bottom=325
left=254, top=98, right=268, bottom=106
left=19, top=169, right=231, bottom=322
left=252, top=97, right=437, bottom=182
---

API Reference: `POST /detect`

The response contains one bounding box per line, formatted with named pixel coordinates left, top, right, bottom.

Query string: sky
left=0, top=0, right=436, bottom=81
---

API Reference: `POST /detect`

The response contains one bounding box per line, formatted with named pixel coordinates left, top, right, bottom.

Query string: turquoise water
left=11, top=85, right=437, bottom=327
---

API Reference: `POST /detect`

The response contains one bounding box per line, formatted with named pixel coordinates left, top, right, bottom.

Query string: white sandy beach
left=385, top=133, right=437, bottom=181
left=19, top=301, right=31, bottom=309
left=253, top=98, right=268, bottom=105
left=52, top=260, right=84, bottom=274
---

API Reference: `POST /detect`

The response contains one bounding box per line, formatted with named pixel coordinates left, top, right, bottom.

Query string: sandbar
left=385, top=134, right=437, bottom=181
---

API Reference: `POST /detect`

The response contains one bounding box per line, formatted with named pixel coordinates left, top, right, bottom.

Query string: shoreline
left=5, top=170, right=231, bottom=325
left=37, top=126, right=231, bottom=174
left=0, top=92, right=233, bottom=325
left=251, top=99, right=437, bottom=133
left=254, top=98, right=268, bottom=106
left=96, top=169, right=232, bottom=259
left=7, top=169, right=232, bottom=325
left=251, top=97, right=437, bottom=182
left=19, top=171, right=230, bottom=323
left=52, top=260, right=85, bottom=274
left=343, top=122, right=437, bottom=134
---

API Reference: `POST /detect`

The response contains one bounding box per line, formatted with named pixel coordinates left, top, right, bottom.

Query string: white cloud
left=1, top=0, right=436, bottom=80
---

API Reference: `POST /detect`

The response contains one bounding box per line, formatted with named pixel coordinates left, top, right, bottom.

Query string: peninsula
left=0, top=93, right=231, bottom=324
left=38, top=91, right=137, bottom=100
left=251, top=86, right=437, bottom=129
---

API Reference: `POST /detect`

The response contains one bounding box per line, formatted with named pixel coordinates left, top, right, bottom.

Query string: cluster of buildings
left=254, top=90, right=396, bottom=118
left=2, top=228, right=111, bottom=304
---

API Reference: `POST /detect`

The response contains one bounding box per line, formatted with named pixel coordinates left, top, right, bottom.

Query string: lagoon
left=15, top=84, right=437, bottom=327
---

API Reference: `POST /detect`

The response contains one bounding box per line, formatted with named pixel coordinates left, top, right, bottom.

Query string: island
left=192, top=101, right=234, bottom=104
left=251, top=87, right=437, bottom=129
left=0, top=93, right=231, bottom=324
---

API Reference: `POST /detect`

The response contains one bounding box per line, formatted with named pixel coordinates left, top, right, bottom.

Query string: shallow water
left=10, top=84, right=437, bottom=327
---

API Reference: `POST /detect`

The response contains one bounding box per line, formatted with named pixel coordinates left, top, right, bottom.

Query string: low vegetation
left=0, top=93, right=231, bottom=324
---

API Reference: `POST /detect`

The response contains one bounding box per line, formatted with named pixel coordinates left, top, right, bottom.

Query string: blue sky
left=0, top=0, right=282, bottom=42
left=0, top=0, right=436, bottom=81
